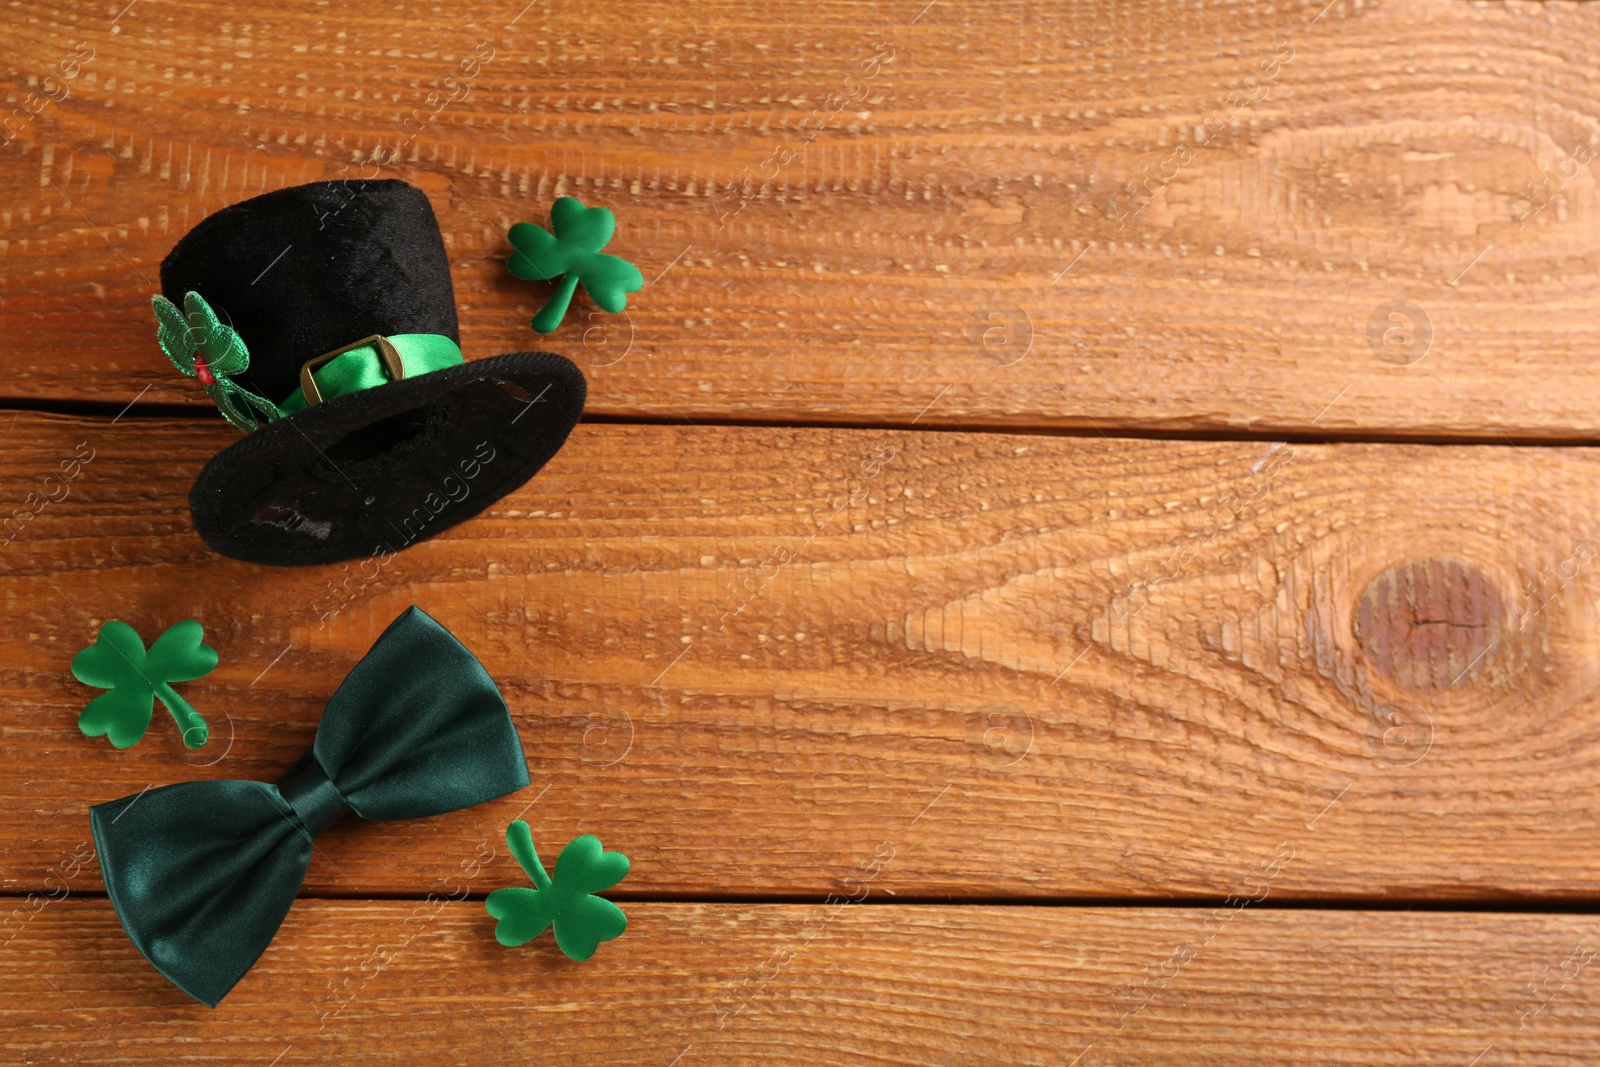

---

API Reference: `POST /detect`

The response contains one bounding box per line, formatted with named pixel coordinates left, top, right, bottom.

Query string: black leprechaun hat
left=152, top=178, right=585, bottom=566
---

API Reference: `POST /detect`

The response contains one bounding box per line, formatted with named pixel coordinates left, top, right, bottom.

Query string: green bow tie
left=89, top=607, right=531, bottom=1007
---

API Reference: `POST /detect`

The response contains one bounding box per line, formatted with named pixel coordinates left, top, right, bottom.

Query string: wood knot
left=1354, top=559, right=1504, bottom=691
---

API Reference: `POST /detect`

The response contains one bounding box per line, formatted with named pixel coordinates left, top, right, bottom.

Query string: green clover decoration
left=507, top=197, right=644, bottom=334
left=152, top=291, right=282, bottom=432
left=485, top=820, right=629, bottom=960
left=72, top=620, right=216, bottom=749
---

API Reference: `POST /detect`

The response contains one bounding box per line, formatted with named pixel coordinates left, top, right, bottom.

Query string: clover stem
left=507, top=820, right=553, bottom=890
left=155, top=682, right=209, bottom=749
left=531, top=274, right=581, bottom=334
left=529, top=858, right=553, bottom=892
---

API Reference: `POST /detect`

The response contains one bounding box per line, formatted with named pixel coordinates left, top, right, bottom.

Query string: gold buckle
left=299, top=334, right=406, bottom=407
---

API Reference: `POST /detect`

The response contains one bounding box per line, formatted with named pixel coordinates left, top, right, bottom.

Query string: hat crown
left=159, top=179, right=460, bottom=404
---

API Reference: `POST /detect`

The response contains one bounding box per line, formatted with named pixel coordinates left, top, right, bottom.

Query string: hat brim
left=189, top=351, right=585, bottom=566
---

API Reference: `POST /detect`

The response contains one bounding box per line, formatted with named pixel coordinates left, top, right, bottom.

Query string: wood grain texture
left=5, top=901, right=1599, bottom=1065
left=4, top=413, right=1600, bottom=900
left=3, top=0, right=1600, bottom=436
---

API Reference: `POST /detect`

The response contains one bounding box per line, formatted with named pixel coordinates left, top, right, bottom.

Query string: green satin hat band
left=275, top=333, right=463, bottom=417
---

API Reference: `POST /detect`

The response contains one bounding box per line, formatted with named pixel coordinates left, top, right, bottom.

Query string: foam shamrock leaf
left=507, top=197, right=644, bottom=334
left=153, top=291, right=283, bottom=432
left=72, top=620, right=216, bottom=749
left=485, top=820, right=629, bottom=960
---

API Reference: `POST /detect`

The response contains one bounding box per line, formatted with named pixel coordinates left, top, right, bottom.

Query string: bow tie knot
left=274, top=751, right=350, bottom=838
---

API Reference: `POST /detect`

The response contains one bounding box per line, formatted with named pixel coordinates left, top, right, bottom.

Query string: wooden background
left=3, top=0, right=1600, bottom=1062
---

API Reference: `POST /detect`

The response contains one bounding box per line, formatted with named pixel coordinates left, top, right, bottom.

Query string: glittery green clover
left=72, top=620, right=216, bottom=749
left=486, top=821, right=629, bottom=960
left=507, top=197, right=644, bottom=334
left=152, top=291, right=283, bottom=432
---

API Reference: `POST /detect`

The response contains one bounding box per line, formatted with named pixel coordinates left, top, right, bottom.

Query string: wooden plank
left=3, top=1, right=1599, bottom=436
left=4, top=413, right=1600, bottom=899
left=5, top=901, right=1599, bottom=1064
